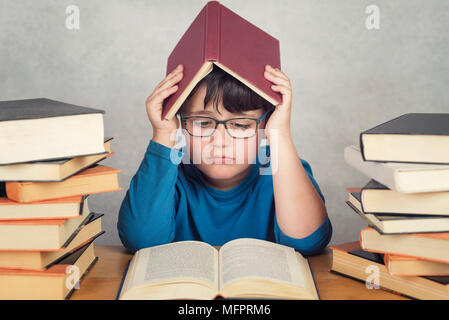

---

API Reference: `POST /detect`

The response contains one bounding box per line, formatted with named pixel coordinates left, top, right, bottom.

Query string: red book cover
left=162, top=0, right=282, bottom=120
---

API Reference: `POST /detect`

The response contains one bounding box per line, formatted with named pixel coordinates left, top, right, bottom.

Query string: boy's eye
left=234, top=123, right=250, bottom=129
left=228, top=120, right=255, bottom=129
left=193, top=120, right=214, bottom=127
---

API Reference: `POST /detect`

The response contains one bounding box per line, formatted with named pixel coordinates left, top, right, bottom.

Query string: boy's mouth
left=209, top=156, right=235, bottom=163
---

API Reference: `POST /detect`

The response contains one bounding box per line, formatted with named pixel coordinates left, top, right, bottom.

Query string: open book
left=118, top=238, right=318, bottom=300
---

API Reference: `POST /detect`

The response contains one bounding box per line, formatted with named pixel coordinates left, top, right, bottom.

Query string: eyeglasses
left=179, top=111, right=269, bottom=139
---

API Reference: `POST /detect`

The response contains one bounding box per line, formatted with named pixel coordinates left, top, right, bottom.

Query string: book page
left=127, top=241, right=219, bottom=291
left=219, top=238, right=305, bottom=289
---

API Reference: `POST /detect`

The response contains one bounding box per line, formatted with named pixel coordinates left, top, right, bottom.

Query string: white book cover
left=344, top=145, right=449, bottom=193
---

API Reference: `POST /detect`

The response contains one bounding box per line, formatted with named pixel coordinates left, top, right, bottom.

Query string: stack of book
left=331, top=113, right=449, bottom=300
left=0, top=98, right=122, bottom=299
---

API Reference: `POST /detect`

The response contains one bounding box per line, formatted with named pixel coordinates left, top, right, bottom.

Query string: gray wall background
left=1, top=0, right=448, bottom=247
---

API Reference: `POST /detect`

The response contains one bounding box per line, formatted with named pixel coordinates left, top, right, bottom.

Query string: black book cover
left=349, top=248, right=384, bottom=264
left=359, top=113, right=449, bottom=163
left=57, top=238, right=94, bottom=265
left=60, top=212, right=104, bottom=249
left=351, top=191, right=361, bottom=202
left=62, top=240, right=99, bottom=300
left=361, top=113, right=449, bottom=136
left=362, top=179, right=388, bottom=191
left=348, top=197, right=449, bottom=219
left=116, top=260, right=130, bottom=300
left=0, top=182, right=5, bottom=197
left=359, top=179, right=388, bottom=214
left=45, top=230, right=105, bottom=269
left=0, top=98, right=105, bottom=122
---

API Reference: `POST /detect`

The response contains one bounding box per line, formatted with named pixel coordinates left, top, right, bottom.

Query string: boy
left=117, top=63, right=332, bottom=255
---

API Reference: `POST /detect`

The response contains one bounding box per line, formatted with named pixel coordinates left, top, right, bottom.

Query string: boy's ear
left=264, top=108, right=275, bottom=123
left=176, top=106, right=184, bottom=117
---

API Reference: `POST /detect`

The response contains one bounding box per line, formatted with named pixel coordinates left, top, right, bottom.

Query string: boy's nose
left=212, top=123, right=232, bottom=145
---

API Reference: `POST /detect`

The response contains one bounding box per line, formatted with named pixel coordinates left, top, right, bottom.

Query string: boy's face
left=180, top=84, right=266, bottom=183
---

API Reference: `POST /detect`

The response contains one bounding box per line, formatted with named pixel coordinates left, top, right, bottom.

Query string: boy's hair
left=177, top=64, right=275, bottom=117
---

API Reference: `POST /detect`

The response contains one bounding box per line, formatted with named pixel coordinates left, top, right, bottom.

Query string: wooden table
left=70, top=245, right=407, bottom=300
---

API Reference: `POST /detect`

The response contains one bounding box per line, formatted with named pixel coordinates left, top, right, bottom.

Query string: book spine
left=115, top=260, right=130, bottom=300
left=344, top=146, right=397, bottom=192
left=383, top=254, right=391, bottom=273
left=360, top=113, right=413, bottom=161
left=5, top=182, right=21, bottom=202
left=359, top=131, right=367, bottom=162
left=79, top=195, right=86, bottom=214
left=204, top=1, right=220, bottom=62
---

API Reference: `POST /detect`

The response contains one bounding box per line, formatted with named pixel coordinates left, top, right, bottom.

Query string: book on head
left=161, top=0, right=282, bottom=120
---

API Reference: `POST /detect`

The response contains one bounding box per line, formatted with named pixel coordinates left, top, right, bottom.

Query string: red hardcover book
left=162, top=0, right=282, bottom=120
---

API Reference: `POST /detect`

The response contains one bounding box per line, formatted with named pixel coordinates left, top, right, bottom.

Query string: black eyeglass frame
left=179, top=111, right=269, bottom=139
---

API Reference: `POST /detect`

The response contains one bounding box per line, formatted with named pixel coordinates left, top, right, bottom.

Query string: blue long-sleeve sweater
left=117, top=139, right=332, bottom=255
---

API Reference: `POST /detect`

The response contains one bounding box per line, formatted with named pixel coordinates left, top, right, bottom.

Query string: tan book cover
left=5, top=165, right=122, bottom=203
left=0, top=195, right=85, bottom=220
left=360, top=227, right=449, bottom=264
left=0, top=241, right=97, bottom=300
left=0, top=137, right=114, bottom=182
left=0, top=210, right=92, bottom=250
left=0, top=213, right=103, bottom=270
left=384, top=254, right=449, bottom=276
left=330, top=241, right=449, bottom=300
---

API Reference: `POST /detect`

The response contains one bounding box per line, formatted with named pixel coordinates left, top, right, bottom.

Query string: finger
left=265, top=65, right=289, bottom=81
left=274, top=68, right=289, bottom=80
left=153, top=72, right=183, bottom=97
left=264, top=70, right=291, bottom=88
left=148, top=85, right=179, bottom=107
left=155, top=64, right=184, bottom=91
left=271, top=84, right=292, bottom=97
left=271, top=85, right=292, bottom=110
left=155, top=72, right=179, bottom=92
left=155, top=67, right=183, bottom=92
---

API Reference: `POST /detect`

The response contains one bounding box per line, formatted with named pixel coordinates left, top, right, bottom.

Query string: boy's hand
left=263, top=65, right=292, bottom=142
left=146, top=64, right=184, bottom=137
